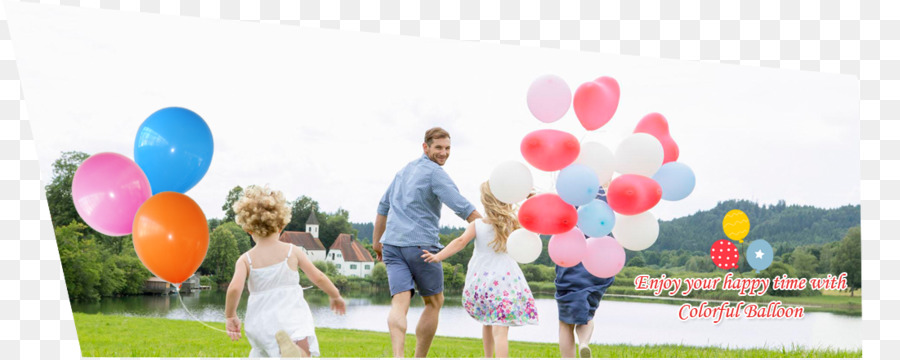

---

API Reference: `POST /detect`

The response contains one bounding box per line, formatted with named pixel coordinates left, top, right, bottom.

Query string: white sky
left=7, top=2, right=860, bottom=228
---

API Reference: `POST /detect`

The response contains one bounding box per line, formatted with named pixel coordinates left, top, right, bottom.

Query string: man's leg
left=558, top=321, right=576, bottom=358
left=383, top=245, right=416, bottom=358
left=575, top=320, right=595, bottom=358
left=414, top=292, right=444, bottom=357
left=388, top=290, right=412, bottom=357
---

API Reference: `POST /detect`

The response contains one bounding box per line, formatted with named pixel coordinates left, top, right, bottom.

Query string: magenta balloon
left=573, top=76, right=620, bottom=131
left=548, top=227, right=587, bottom=267
left=72, top=152, right=152, bottom=236
left=526, top=74, right=572, bottom=123
left=582, top=236, right=626, bottom=278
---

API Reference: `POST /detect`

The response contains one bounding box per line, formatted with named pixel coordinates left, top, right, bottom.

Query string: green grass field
left=74, top=313, right=861, bottom=358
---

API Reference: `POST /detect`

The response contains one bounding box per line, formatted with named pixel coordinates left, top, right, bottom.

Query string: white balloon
left=506, top=229, right=542, bottom=264
left=614, top=133, right=664, bottom=177
left=489, top=161, right=533, bottom=204
left=575, top=141, right=615, bottom=186
left=611, top=211, right=659, bottom=251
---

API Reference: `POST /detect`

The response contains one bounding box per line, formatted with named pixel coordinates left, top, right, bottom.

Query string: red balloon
left=518, top=193, right=578, bottom=235
left=634, top=112, right=679, bottom=164
left=606, top=174, right=662, bottom=215
left=573, top=77, right=620, bottom=130
left=710, top=239, right=740, bottom=270
left=520, top=129, right=580, bottom=171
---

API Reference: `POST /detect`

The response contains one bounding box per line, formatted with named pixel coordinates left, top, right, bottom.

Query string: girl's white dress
left=462, top=219, right=539, bottom=326
left=244, top=245, right=320, bottom=357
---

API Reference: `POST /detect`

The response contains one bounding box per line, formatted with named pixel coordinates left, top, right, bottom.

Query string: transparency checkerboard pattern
left=0, top=0, right=890, bottom=359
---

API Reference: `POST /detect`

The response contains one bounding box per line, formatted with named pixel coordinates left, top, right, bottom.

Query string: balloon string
left=176, top=286, right=228, bottom=334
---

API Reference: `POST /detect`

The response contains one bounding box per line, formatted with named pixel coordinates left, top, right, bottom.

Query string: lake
left=71, top=289, right=861, bottom=351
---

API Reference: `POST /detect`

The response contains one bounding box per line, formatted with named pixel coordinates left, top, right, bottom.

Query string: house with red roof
left=278, top=212, right=327, bottom=261
left=327, top=233, right=375, bottom=277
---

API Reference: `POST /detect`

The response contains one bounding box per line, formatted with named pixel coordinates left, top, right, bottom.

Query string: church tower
left=306, top=208, right=319, bottom=238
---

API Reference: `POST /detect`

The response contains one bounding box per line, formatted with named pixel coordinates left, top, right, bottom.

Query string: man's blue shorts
left=382, top=244, right=444, bottom=297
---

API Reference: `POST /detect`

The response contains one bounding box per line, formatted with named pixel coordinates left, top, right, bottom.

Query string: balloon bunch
left=716, top=210, right=773, bottom=273
left=71, top=107, right=213, bottom=285
left=491, top=75, right=697, bottom=278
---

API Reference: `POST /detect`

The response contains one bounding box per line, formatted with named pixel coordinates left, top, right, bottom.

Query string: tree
left=286, top=196, right=321, bottom=232
left=832, top=226, right=862, bottom=296
left=319, top=208, right=357, bottom=249
left=790, top=249, right=818, bottom=278
left=45, top=151, right=90, bottom=229
left=55, top=221, right=103, bottom=302
left=218, top=222, right=252, bottom=254
left=371, top=263, right=388, bottom=286
left=204, top=226, right=240, bottom=285
left=626, top=254, right=646, bottom=267
left=222, top=186, right=243, bottom=223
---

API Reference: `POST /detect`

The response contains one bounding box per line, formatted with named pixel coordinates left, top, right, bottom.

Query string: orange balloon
left=132, top=192, right=209, bottom=285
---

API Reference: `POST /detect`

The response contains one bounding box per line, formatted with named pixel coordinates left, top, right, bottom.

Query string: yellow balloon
left=722, top=209, right=750, bottom=243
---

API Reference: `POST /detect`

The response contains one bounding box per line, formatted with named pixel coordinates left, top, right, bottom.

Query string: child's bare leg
left=482, top=325, right=494, bottom=358
left=575, top=320, right=594, bottom=357
left=294, top=338, right=311, bottom=357
left=275, top=330, right=306, bottom=358
left=491, top=325, right=510, bottom=358
left=558, top=321, right=576, bottom=358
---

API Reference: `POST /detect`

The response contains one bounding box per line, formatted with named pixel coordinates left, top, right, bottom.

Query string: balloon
left=606, top=174, right=662, bottom=216
left=573, top=77, right=620, bottom=130
left=582, top=236, right=626, bottom=278
left=652, top=162, right=696, bottom=201
left=132, top=192, right=209, bottom=284
left=710, top=239, right=740, bottom=270
left=506, top=229, right=543, bottom=264
left=520, top=129, right=580, bottom=171
left=556, top=164, right=600, bottom=207
left=549, top=227, right=587, bottom=267
left=134, top=107, right=214, bottom=194
left=615, top=133, right=664, bottom=177
left=526, top=74, right=571, bottom=123
left=574, top=142, right=615, bottom=187
left=518, top=193, right=578, bottom=235
left=489, top=161, right=534, bottom=204
left=746, top=239, right=774, bottom=273
left=722, top=209, right=750, bottom=243
left=612, top=211, right=659, bottom=251
left=577, top=200, right=616, bottom=237
left=634, top=113, right=679, bottom=164
left=71, top=152, right=152, bottom=236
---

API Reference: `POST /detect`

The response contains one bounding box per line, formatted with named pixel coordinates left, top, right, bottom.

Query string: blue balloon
left=652, top=162, right=695, bottom=201
left=557, top=164, right=599, bottom=206
left=134, top=107, right=213, bottom=194
left=577, top=200, right=616, bottom=237
left=746, top=239, right=774, bottom=273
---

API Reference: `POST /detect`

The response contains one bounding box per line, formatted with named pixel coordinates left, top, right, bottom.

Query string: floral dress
left=462, top=219, right=539, bottom=326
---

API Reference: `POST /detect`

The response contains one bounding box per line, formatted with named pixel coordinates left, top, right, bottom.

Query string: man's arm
left=466, top=210, right=482, bottom=223
left=431, top=169, right=478, bottom=222
left=373, top=214, right=387, bottom=262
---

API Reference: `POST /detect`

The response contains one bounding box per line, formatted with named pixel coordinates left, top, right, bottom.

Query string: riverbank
left=75, top=313, right=861, bottom=357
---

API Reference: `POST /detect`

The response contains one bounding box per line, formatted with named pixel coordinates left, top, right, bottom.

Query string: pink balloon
left=582, top=236, right=626, bottom=278
left=573, top=76, right=620, bottom=130
left=527, top=74, right=572, bottom=123
left=520, top=129, right=580, bottom=171
left=72, top=152, right=152, bottom=236
left=518, top=193, right=578, bottom=235
left=549, top=227, right=587, bottom=267
left=634, top=112, right=679, bottom=164
left=606, top=174, right=662, bottom=215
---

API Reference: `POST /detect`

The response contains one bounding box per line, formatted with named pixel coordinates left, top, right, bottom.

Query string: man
left=373, top=127, right=482, bottom=358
